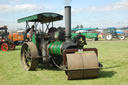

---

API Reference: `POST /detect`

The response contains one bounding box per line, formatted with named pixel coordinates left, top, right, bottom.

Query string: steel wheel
left=65, top=52, right=99, bottom=80
left=21, top=42, right=39, bottom=70
left=1, top=43, right=8, bottom=51
left=9, top=43, right=15, bottom=50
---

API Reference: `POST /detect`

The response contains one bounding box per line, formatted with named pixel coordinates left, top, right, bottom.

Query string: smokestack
left=65, top=6, right=71, bottom=41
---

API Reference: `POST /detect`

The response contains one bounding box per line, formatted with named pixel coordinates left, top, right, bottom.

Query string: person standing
left=29, top=25, right=35, bottom=41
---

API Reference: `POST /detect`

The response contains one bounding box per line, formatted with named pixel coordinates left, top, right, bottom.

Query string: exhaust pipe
left=65, top=6, right=71, bottom=41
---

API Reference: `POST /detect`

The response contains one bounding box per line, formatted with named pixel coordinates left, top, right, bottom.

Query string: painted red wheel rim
left=1, top=43, right=8, bottom=51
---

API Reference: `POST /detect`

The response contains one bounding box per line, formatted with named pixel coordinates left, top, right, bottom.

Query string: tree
left=75, top=25, right=80, bottom=28
left=80, top=24, right=84, bottom=28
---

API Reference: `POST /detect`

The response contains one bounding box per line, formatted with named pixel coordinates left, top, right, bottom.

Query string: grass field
left=0, top=39, right=128, bottom=85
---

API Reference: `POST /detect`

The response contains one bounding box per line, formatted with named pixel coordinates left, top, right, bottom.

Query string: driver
left=26, top=25, right=35, bottom=41
left=29, top=25, right=34, bottom=37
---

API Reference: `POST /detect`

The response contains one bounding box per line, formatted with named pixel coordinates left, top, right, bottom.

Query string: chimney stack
left=65, top=6, right=71, bottom=41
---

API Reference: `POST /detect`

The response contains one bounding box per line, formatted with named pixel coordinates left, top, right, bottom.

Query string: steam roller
left=18, top=6, right=102, bottom=80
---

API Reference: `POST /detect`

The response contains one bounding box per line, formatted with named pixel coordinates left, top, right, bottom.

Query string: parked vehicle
left=72, top=32, right=98, bottom=41
left=0, top=26, right=15, bottom=51
left=103, top=27, right=125, bottom=40
left=8, top=30, right=24, bottom=45
left=72, top=28, right=99, bottom=40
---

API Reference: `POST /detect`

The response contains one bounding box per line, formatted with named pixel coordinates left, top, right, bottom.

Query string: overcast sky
left=0, top=0, right=128, bottom=31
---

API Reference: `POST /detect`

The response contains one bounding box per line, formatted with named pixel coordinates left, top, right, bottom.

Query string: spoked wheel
left=21, top=42, right=39, bottom=70
left=9, top=43, right=15, bottom=50
left=1, top=43, right=9, bottom=51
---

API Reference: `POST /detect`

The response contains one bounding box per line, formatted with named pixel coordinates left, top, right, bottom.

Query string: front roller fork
left=62, top=48, right=103, bottom=80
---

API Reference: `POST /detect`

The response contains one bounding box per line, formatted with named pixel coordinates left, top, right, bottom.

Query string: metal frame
left=0, top=27, right=8, bottom=41
left=25, top=21, right=54, bottom=33
left=18, top=12, right=63, bottom=33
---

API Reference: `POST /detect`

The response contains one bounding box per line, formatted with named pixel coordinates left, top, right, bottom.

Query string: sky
left=0, top=0, right=128, bottom=31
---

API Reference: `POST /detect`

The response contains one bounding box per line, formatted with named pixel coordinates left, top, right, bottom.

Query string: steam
left=65, top=0, right=72, bottom=6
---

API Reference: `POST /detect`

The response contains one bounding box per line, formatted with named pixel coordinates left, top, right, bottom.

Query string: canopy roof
left=0, top=27, right=7, bottom=30
left=18, top=12, right=63, bottom=23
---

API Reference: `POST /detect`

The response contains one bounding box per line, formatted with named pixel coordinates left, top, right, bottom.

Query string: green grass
left=0, top=39, right=128, bottom=85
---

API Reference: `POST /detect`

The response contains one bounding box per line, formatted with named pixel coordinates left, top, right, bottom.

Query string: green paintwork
left=32, top=34, right=36, bottom=44
left=18, top=15, right=38, bottom=23
left=18, top=13, right=63, bottom=23
left=32, top=33, right=40, bottom=55
left=71, top=33, right=98, bottom=39
left=48, top=41, right=63, bottom=55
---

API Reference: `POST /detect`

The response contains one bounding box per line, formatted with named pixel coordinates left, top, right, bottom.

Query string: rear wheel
left=118, top=34, right=125, bottom=40
left=9, top=43, right=15, bottom=50
left=21, top=42, right=39, bottom=70
left=1, top=43, right=8, bottom=51
left=105, top=33, right=112, bottom=40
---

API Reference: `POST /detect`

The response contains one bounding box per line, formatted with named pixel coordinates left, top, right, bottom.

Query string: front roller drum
left=66, top=52, right=99, bottom=80
left=21, top=42, right=39, bottom=70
